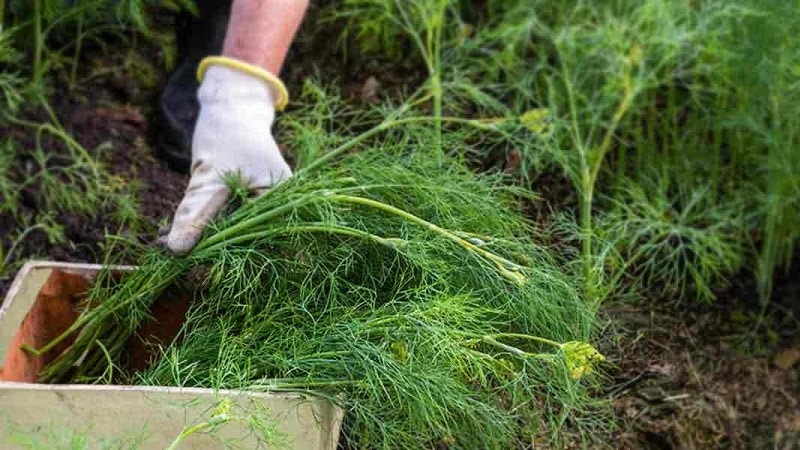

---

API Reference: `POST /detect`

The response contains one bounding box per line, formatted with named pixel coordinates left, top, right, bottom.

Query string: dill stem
left=166, top=421, right=224, bottom=450
left=32, top=0, right=43, bottom=89
left=485, top=332, right=561, bottom=348
left=194, top=196, right=316, bottom=252
left=480, top=336, right=533, bottom=358
left=432, top=72, right=443, bottom=149
left=78, top=325, right=125, bottom=378
left=301, top=116, right=491, bottom=174
left=328, top=194, right=525, bottom=282
left=204, top=223, right=400, bottom=251
left=581, top=178, right=594, bottom=297
left=590, top=80, right=633, bottom=190
left=19, top=320, right=82, bottom=356
left=252, top=379, right=361, bottom=390
left=581, top=75, right=634, bottom=301
left=295, top=350, right=352, bottom=360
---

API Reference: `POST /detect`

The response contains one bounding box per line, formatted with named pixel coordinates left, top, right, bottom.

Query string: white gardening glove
left=162, top=62, right=292, bottom=255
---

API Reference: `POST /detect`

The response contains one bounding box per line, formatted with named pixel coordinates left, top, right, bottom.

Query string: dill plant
left=589, top=0, right=800, bottom=304
left=725, top=0, right=800, bottom=303
left=27, top=86, right=603, bottom=448
left=596, top=176, right=745, bottom=302
left=324, top=0, right=760, bottom=304
left=2, top=0, right=195, bottom=92
left=414, top=0, right=775, bottom=304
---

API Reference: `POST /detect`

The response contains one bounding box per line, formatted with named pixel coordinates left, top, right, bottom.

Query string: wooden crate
left=0, top=261, right=343, bottom=449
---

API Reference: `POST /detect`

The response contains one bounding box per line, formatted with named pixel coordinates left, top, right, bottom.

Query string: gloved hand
left=161, top=59, right=292, bottom=255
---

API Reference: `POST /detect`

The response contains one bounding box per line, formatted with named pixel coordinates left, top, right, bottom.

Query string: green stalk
left=204, top=223, right=403, bottom=253
left=166, top=418, right=231, bottom=450
left=580, top=176, right=594, bottom=298
left=480, top=336, right=534, bottom=358
left=328, top=194, right=526, bottom=283
left=484, top=332, right=561, bottom=348
left=251, top=379, right=361, bottom=390
left=431, top=71, right=443, bottom=148
left=193, top=196, right=318, bottom=252
left=581, top=74, right=634, bottom=301
left=32, top=0, right=43, bottom=90
left=428, top=13, right=443, bottom=150
left=301, top=116, right=486, bottom=174
left=70, top=14, right=84, bottom=87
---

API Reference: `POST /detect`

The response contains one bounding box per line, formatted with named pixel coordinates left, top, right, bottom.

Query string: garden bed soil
left=602, top=270, right=800, bottom=449
left=0, top=18, right=798, bottom=449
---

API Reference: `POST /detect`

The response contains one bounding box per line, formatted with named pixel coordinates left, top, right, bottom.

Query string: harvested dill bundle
left=29, top=123, right=601, bottom=448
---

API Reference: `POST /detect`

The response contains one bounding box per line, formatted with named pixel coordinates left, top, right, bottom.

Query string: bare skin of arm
left=223, top=0, right=310, bottom=76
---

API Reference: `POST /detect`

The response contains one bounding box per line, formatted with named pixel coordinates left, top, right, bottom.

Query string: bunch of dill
left=29, top=115, right=601, bottom=447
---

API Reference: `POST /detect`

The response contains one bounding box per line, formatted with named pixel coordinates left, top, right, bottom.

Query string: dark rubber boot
left=156, top=0, right=232, bottom=174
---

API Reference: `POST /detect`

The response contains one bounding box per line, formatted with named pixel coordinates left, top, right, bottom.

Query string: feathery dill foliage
left=471, top=1, right=747, bottom=302
left=0, top=0, right=196, bottom=93
left=30, top=87, right=602, bottom=447
left=0, top=29, right=23, bottom=111
left=728, top=0, right=800, bottom=302
left=332, top=0, right=800, bottom=305
left=596, top=177, right=745, bottom=302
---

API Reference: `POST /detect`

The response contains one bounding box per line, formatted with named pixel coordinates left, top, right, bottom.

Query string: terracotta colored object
left=0, top=261, right=343, bottom=450
left=0, top=266, right=192, bottom=381
left=0, top=269, right=86, bottom=382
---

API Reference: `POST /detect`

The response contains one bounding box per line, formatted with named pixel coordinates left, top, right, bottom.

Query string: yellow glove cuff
left=197, top=56, right=290, bottom=111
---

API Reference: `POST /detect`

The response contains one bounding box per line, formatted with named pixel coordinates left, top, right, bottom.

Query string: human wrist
left=197, top=57, right=288, bottom=111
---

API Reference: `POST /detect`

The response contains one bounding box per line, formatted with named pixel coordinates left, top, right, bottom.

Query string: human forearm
left=163, top=0, right=307, bottom=255
left=222, top=0, right=309, bottom=75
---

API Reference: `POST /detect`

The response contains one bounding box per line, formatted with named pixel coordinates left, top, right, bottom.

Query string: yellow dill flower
left=520, top=108, right=552, bottom=134
left=560, top=341, right=605, bottom=379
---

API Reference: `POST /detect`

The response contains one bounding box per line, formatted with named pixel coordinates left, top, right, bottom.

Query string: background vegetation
left=0, top=0, right=798, bottom=448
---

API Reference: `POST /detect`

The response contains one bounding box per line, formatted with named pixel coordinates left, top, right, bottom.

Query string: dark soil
left=601, top=266, right=800, bottom=450
left=0, top=102, right=186, bottom=296
left=1, top=8, right=798, bottom=449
